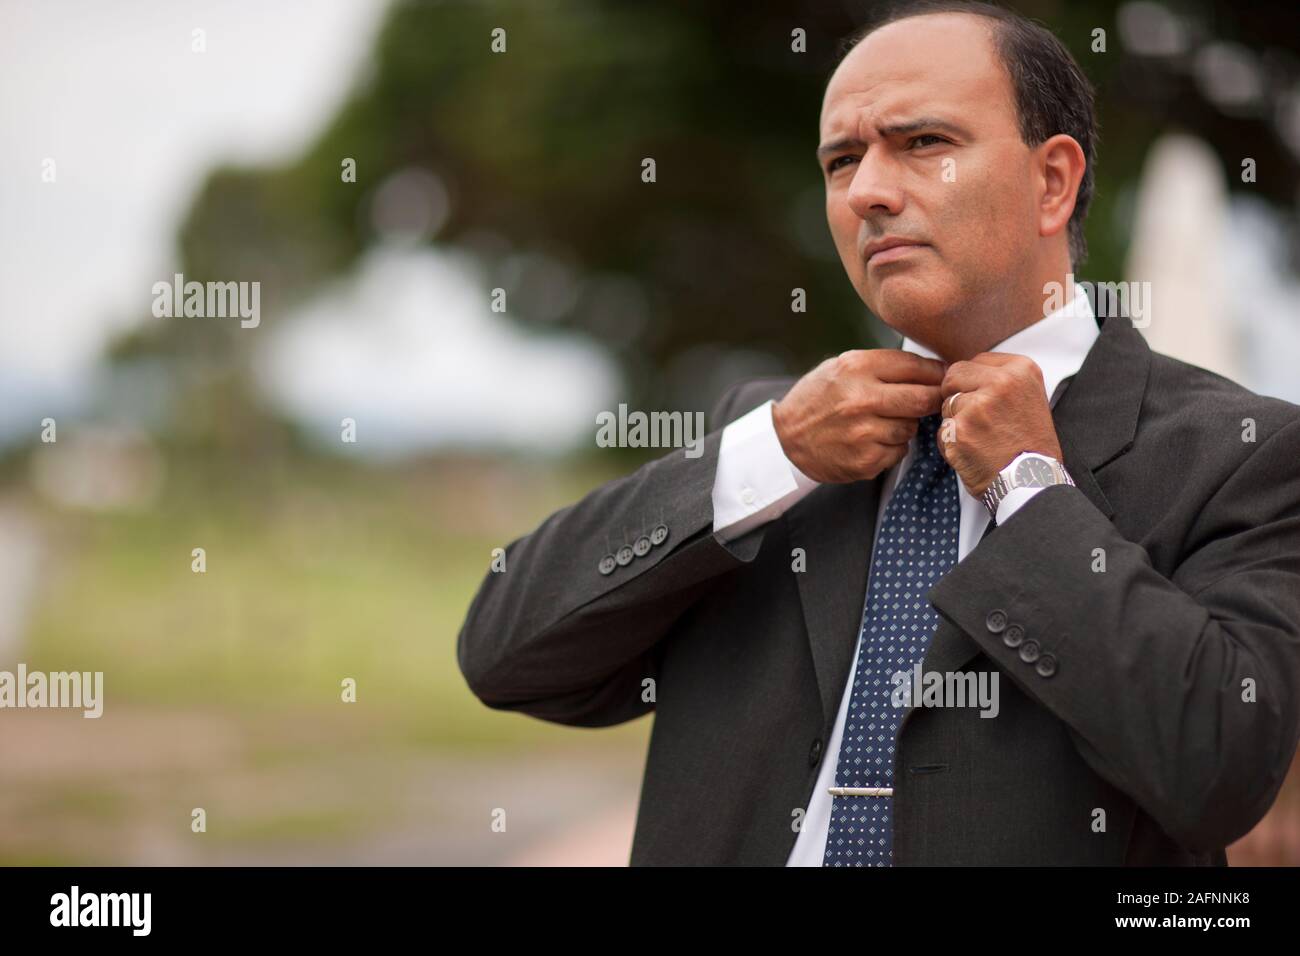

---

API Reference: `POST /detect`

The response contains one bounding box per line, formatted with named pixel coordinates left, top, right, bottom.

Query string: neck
left=918, top=260, right=1076, bottom=361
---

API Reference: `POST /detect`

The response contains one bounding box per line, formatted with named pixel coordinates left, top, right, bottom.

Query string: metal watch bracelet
left=980, top=453, right=1075, bottom=519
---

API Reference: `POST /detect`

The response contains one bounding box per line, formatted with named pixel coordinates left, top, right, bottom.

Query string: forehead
left=820, top=13, right=1015, bottom=135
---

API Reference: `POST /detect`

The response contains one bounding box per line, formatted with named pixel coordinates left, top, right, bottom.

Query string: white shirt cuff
left=995, top=484, right=1044, bottom=525
left=712, top=400, right=820, bottom=541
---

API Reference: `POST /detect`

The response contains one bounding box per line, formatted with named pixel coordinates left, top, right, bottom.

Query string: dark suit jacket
left=457, top=313, right=1300, bottom=864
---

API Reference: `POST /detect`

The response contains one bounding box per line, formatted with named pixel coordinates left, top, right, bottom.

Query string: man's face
left=818, top=13, right=1040, bottom=353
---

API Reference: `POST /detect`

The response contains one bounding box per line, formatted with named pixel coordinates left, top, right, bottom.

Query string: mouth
left=864, top=238, right=928, bottom=266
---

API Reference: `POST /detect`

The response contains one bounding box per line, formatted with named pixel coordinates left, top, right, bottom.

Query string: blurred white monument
left=1125, top=133, right=1243, bottom=384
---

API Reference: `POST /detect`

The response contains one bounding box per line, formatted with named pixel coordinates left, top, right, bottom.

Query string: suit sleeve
left=928, top=417, right=1300, bottom=851
left=456, top=382, right=777, bottom=727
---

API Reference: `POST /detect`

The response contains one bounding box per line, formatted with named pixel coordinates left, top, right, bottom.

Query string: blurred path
left=504, top=797, right=638, bottom=866
left=0, top=707, right=645, bottom=866
left=0, top=499, right=44, bottom=663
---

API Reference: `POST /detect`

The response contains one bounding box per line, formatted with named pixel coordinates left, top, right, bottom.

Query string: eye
left=909, top=134, right=947, bottom=149
left=826, top=155, right=857, bottom=174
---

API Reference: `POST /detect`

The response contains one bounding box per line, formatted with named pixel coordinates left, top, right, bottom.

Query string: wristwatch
left=980, top=451, right=1075, bottom=519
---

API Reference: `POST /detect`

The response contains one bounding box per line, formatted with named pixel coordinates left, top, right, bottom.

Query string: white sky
left=1, top=0, right=389, bottom=373
left=254, top=244, right=619, bottom=457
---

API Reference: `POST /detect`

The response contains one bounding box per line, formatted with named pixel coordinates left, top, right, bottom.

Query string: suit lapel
left=784, top=313, right=1152, bottom=725
left=784, top=476, right=881, bottom=726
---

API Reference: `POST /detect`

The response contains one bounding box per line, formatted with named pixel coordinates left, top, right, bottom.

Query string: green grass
left=23, top=450, right=651, bottom=751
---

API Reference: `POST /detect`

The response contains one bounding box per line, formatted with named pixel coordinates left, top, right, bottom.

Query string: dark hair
left=839, top=0, right=1098, bottom=267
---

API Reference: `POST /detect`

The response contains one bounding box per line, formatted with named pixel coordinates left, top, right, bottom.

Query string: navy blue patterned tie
left=822, top=413, right=960, bottom=866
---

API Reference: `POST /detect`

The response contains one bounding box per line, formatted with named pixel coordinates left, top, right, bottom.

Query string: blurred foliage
left=114, top=0, right=1300, bottom=438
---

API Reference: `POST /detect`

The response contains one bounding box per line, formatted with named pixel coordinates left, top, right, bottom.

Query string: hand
left=937, top=353, right=1063, bottom=496
left=772, top=349, right=945, bottom=483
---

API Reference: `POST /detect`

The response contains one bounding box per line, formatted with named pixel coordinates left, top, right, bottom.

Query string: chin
left=867, top=274, right=956, bottom=344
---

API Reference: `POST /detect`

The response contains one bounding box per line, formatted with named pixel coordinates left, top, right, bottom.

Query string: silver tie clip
left=828, top=786, right=894, bottom=797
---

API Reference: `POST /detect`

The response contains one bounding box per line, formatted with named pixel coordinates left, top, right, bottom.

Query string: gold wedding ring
left=943, top=391, right=962, bottom=419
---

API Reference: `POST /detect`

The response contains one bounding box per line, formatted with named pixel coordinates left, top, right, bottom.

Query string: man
left=458, top=1, right=1300, bottom=865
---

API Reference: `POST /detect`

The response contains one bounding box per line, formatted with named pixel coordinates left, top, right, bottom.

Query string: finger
left=935, top=422, right=955, bottom=461
left=872, top=350, right=948, bottom=385
left=869, top=439, right=911, bottom=474
left=870, top=416, right=919, bottom=446
left=941, top=360, right=999, bottom=395
left=971, top=351, right=1045, bottom=390
left=873, top=383, right=943, bottom=418
left=967, top=352, right=1022, bottom=367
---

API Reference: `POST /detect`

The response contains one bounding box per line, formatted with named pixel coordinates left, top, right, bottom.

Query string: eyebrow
left=815, top=117, right=971, bottom=161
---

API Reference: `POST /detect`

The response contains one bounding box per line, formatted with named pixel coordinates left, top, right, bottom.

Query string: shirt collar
left=899, top=283, right=1100, bottom=404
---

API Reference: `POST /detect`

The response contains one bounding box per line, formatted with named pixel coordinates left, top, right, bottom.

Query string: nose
left=845, top=148, right=905, bottom=220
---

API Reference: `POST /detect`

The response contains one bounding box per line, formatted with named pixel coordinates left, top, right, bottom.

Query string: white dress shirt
left=707, top=284, right=1101, bottom=866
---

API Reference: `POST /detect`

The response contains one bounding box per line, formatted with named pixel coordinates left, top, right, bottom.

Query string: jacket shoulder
left=1145, top=350, right=1300, bottom=433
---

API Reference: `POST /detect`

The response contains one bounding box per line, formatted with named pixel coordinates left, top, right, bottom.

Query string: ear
left=1036, top=134, right=1087, bottom=242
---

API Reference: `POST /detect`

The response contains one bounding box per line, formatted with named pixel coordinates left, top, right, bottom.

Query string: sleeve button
left=650, top=524, right=669, bottom=546
left=1001, top=623, right=1024, bottom=648
left=1018, top=639, right=1041, bottom=664
left=985, top=609, right=1008, bottom=633
left=633, top=535, right=652, bottom=557
left=1035, top=654, right=1058, bottom=678
left=598, top=554, right=617, bottom=575
left=616, top=545, right=634, bottom=566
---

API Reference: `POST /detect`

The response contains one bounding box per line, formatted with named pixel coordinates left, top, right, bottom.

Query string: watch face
left=1015, top=455, right=1056, bottom=486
